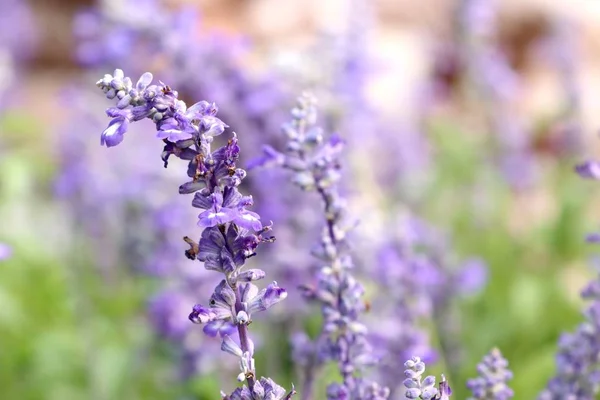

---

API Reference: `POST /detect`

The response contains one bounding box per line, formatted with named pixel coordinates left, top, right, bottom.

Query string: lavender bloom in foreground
left=252, top=94, right=388, bottom=399
left=466, top=348, right=514, bottom=400
left=96, top=69, right=293, bottom=398
left=403, top=356, right=451, bottom=400
left=537, top=263, right=600, bottom=400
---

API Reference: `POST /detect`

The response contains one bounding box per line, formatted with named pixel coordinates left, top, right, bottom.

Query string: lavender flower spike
left=96, top=69, right=293, bottom=398
left=466, top=348, right=513, bottom=400
left=252, top=93, right=388, bottom=399
left=404, top=356, right=452, bottom=400
left=538, top=263, right=600, bottom=400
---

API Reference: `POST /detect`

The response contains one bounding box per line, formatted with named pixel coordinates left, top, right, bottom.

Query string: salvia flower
left=403, top=356, right=452, bottom=400
left=537, top=262, right=600, bottom=400
left=466, top=348, right=514, bottom=400
left=96, top=69, right=292, bottom=396
left=252, top=93, right=387, bottom=399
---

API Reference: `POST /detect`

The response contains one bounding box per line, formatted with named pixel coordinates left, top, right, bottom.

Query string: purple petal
left=575, top=161, right=600, bottom=179
left=189, top=304, right=215, bottom=324
left=246, top=145, right=285, bottom=170
left=234, top=211, right=262, bottom=231
left=100, top=118, right=128, bottom=147
left=202, top=320, right=236, bottom=337
left=136, top=72, right=153, bottom=91
left=156, top=128, right=194, bottom=142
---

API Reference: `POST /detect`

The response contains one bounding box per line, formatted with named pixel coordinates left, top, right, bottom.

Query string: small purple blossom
left=467, top=348, right=514, bottom=400
left=459, top=0, right=535, bottom=190
left=403, top=356, right=451, bottom=400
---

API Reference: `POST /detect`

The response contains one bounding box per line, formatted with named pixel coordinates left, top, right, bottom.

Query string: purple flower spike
left=254, top=93, right=388, bottom=398
left=95, top=69, right=291, bottom=397
left=538, top=261, right=600, bottom=399
left=467, top=348, right=513, bottom=400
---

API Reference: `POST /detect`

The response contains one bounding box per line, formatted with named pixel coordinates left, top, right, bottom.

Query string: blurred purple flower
left=459, top=0, right=536, bottom=190
left=255, top=93, right=389, bottom=399
left=575, top=162, right=600, bottom=180
left=467, top=348, right=514, bottom=400
left=0, top=243, right=11, bottom=260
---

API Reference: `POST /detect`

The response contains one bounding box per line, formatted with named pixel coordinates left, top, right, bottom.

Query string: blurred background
left=2, top=0, right=600, bottom=399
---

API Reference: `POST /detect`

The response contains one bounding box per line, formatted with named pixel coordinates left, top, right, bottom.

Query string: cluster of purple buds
left=252, top=93, right=387, bottom=399
left=466, top=348, right=514, bottom=400
left=96, top=69, right=227, bottom=147
left=96, top=69, right=292, bottom=398
left=403, top=356, right=451, bottom=400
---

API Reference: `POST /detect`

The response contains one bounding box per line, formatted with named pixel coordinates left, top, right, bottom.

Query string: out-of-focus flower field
left=2, top=0, right=600, bottom=399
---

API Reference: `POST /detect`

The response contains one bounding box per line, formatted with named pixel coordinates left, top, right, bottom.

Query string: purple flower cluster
left=403, top=356, right=452, bottom=400
left=538, top=264, right=600, bottom=400
left=96, top=69, right=293, bottom=398
left=67, top=0, right=317, bottom=379
left=533, top=133, right=600, bottom=399
left=466, top=348, right=514, bottom=400
left=252, top=93, right=388, bottom=399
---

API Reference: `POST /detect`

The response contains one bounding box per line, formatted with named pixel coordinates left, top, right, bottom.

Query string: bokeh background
left=2, top=0, right=600, bottom=399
